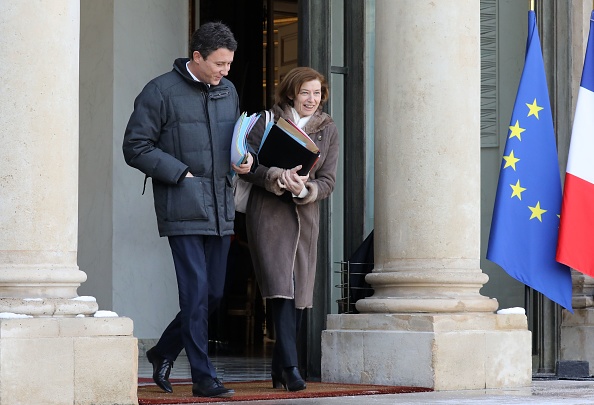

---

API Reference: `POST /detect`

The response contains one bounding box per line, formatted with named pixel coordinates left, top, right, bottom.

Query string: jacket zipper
left=203, top=89, right=219, bottom=235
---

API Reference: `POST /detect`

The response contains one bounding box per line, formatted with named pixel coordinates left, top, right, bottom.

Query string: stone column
left=321, top=0, right=531, bottom=390
left=0, top=2, right=137, bottom=404
left=0, top=0, right=96, bottom=318
left=561, top=272, right=594, bottom=375
left=357, top=4, right=495, bottom=317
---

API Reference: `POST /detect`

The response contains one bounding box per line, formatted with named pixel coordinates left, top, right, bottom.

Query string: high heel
left=282, top=366, right=306, bottom=391
left=271, top=370, right=285, bottom=389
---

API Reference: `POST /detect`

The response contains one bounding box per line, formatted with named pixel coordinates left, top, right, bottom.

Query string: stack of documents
left=230, top=113, right=321, bottom=177
left=258, top=117, right=320, bottom=176
left=231, top=112, right=261, bottom=166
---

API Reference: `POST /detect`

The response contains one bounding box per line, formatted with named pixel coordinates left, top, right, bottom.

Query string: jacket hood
left=173, top=58, right=194, bottom=83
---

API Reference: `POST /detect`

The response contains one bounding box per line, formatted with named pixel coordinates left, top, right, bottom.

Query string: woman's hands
left=278, top=165, right=309, bottom=196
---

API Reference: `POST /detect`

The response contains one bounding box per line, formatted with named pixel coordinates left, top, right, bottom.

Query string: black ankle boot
left=281, top=366, right=306, bottom=391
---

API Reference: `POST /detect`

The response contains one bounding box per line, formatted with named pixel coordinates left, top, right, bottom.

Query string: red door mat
left=138, top=379, right=433, bottom=404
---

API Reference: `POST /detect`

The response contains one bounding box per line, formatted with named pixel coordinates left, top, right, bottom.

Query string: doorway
left=192, top=0, right=298, bottom=113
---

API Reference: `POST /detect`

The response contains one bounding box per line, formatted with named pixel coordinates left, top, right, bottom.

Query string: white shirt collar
left=186, top=61, right=209, bottom=86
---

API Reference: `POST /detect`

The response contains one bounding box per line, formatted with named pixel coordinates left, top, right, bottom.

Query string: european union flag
left=486, top=11, right=573, bottom=312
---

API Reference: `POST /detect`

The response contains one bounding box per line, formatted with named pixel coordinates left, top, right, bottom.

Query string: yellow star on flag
left=528, top=201, right=547, bottom=222
left=526, top=98, right=544, bottom=119
left=503, top=150, right=520, bottom=171
left=510, top=180, right=526, bottom=200
left=508, top=120, right=526, bottom=140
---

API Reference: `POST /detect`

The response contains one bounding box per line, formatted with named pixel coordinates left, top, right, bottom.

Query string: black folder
left=257, top=118, right=320, bottom=176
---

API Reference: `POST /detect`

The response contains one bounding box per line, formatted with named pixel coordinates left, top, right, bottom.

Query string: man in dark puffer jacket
left=123, top=22, right=252, bottom=398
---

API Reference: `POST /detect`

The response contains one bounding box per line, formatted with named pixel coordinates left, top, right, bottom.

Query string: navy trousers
left=154, top=234, right=230, bottom=382
left=269, top=298, right=304, bottom=370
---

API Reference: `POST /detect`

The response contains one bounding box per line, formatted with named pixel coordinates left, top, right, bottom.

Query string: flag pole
left=530, top=0, right=534, bottom=11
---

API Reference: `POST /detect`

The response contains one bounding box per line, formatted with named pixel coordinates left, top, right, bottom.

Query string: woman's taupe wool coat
left=242, top=104, right=339, bottom=308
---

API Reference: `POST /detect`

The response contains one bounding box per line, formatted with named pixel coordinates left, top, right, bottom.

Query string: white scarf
left=290, top=107, right=313, bottom=129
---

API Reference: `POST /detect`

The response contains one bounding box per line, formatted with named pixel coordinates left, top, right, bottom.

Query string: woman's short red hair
left=275, top=67, right=329, bottom=108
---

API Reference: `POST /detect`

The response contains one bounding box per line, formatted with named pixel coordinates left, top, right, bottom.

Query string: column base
left=560, top=308, right=594, bottom=375
left=0, top=297, right=98, bottom=317
left=0, top=317, right=137, bottom=405
left=321, top=313, right=531, bottom=390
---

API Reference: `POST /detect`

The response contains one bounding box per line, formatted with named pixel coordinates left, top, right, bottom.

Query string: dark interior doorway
left=197, top=0, right=265, bottom=114
left=191, top=0, right=298, bottom=114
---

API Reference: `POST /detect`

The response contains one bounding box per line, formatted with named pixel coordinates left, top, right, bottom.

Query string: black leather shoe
left=192, top=377, right=235, bottom=398
left=146, top=347, right=173, bottom=393
left=282, top=367, right=306, bottom=391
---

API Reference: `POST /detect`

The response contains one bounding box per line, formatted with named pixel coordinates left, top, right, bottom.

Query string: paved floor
left=219, top=380, right=594, bottom=404
left=138, top=353, right=594, bottom=404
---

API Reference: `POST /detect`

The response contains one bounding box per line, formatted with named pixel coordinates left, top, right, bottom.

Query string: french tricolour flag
left=556, top=11, right=594, bottom=277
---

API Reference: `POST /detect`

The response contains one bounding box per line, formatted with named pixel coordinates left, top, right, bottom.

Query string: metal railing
left=334, top=260, right=374, bottom=314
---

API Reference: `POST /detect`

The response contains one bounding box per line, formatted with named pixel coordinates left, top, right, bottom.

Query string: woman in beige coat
left=241, top=67, right=339, bottom=391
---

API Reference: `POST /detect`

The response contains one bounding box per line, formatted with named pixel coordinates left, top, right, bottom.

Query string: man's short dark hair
left=189, top=22, right=237, bottom=60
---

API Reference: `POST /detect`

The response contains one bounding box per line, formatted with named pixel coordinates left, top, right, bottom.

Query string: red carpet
left=138, top=379, right=432, bottom=404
